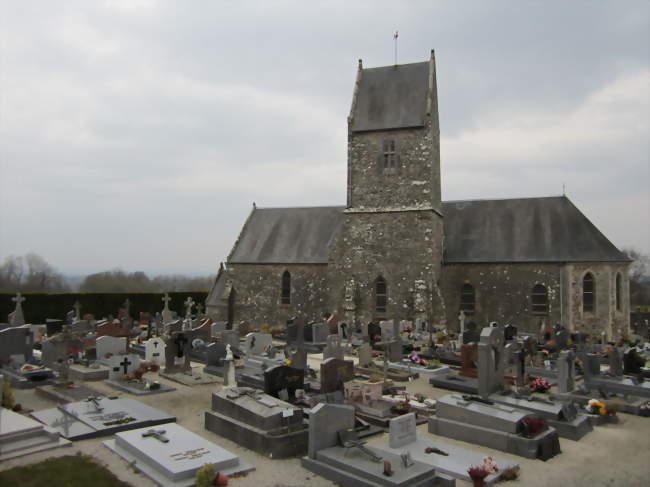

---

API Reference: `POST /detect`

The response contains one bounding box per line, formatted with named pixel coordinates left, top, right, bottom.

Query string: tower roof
left=350, top=61, right=430, bottom=132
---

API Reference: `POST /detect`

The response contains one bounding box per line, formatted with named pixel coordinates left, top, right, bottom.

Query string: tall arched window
left=531, top=284, right=548, bottom=314
left=583, top=272, right=595, bottom=313
left=281, top=271, right=291, bottom=305
left=375, top=276, right=387, bottom=313
left=460, top=283, right=475, bottom=313
left=615, top=273, right=622, bottom=311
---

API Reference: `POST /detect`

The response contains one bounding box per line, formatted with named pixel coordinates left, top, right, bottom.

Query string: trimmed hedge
left=0, top=292, right=208, bottom=323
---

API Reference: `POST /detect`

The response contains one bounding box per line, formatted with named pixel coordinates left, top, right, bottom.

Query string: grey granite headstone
left=0, top=325, right=33, bottom=363
left=205, top=342, right=227, bottom=366
left=320, top=358, right=354, bottom=394
left=557, top=350, right=575, bottom=393
left=380, top=320, right=395, bottom=340
left=96, top=336, right=128, bottom=365
left=357, top=343, right=373, bottom=367
left=478, top=326, right=506, bottom=399
left=608, top=348, right=623, bottom=377
left=244, top=332, right=272, bottom=356
left=323, top=334, right=344, bottom=361
left=308, top=403, right=356, bottom=459
left=389, top=412, right=417, bottom=448
left=164, top=331, right=191, bottom=374
left=219, top=330, right=240, bottom=349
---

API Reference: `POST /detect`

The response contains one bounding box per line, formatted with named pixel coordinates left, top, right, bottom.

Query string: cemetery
left=1, top=290, right=649, bottom=487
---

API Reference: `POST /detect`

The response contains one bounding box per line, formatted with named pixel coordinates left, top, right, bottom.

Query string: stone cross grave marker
left=458, top=310, right=465, bottom=338
left=184, top=297, right=195, bottom=319
left=320, top=358, right=354, bottom=394
left=9, top=293, right=26, bottom=326
left=478, top=326, right=506, bottom=399
left=323, top=334, right=344, bottom=361
left=144, top=337, right=166, bottom=365
left=73, top=301, right=82, bottom=321
left=141, top=428, right=169, bottom=443
left=388, top=412, right=417, bottom=448
left=161, top=293, right=173, bottom=324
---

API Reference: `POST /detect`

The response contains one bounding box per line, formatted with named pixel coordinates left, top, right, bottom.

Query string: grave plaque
left=263, top=364, right=304, bottom=399
left=107, top=354, right=141, bottom=380
left=144, top=337, right=166, bottom=365
left=389, top=412, right=417, bottom=448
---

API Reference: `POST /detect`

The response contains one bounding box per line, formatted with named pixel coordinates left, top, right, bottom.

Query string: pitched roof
left=442, top=196, right=629, bottom=263
left=350, top=61, right=430, bottom=132
left=226, top=197, right=628, bottom=265
left=228, top=206, right=345, bottom=264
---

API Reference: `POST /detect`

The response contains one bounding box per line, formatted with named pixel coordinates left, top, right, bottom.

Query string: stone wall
left=440, top=263, right=562, bottom=334
left=565, top=262, right=630, bottom=339
left=440, top=261, right=630, bottom=337
left=212, top=264, right=330, bottom=327
left=327, top=210, right=444, bottom=325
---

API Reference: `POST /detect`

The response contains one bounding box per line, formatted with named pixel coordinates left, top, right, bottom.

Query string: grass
left=0, top=454, right=135, bottom=487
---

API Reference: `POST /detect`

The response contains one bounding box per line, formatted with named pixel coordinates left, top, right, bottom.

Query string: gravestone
left=459, top=343, right=478, bottom=376
left=205, top=342, right=227, bottom=366
left=504, top=324, right=517, bottom=341
left=211, top=321, right=228, bottom=335
left=320, top=358, right=354, bottom=394
left=380, top=320, right=395, bottom=341
left=608, top=348, right=623, bottom=377
left=0, top=325, right=33, bottom=363
left=357, top=343, right=373, bottom=367
left=263, top=364, right=304, bottom=399
left=96, top=336, right=127, bottom=365
left=388, top=412, right=417, bottom=448
left=557, top=350, right=575, bottom=394
left=462, top=322, right=480, bottom=344
left=107, top=354, right=141, bottom=380
left=220, top=330, right=240, bottom=349
left=144, top=337, right=165, bottom=365
left=164, top=331, right=191, bottom=374
left=478, top=327, right=506, bottom=399
left=244, top=332, right=272, bottom=356
left=104, top=423, right=254, bottom=485
left=554, top=328, right=569, bottom=350
left=286, top=320, right=299, bottom=344
left=8, top=293, right=26, bottom=327
left=310, top=322, right=328, bottom=343
left=161, top=293, right=174, bottom=324
left=323, top=334, right=344, bottom=361
left=307, top=403, right=356, bottom=459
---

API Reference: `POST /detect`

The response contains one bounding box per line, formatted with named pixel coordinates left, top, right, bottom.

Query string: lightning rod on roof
left=394, top=30, right=399, bottom=65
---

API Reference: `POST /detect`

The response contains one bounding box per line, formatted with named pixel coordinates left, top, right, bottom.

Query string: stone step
left=0, top=429, right=60, bottom=454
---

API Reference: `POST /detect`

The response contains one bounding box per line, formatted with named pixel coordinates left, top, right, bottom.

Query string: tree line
left=0, top=253, right=215, bottom=293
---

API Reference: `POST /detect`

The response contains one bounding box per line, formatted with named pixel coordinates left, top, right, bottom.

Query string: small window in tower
left=459, top=283, right=475, bottom=314
left=531, top=284, right=548, bottom=314
left=281, top=271, right=291, bottom=305
left=583, top=272, right=595, bottom=313
left=375, top=276, right=387, bottom=313
left=382, top=139, right=397, bottom=172
left=615, top=272, right=622, bottom=311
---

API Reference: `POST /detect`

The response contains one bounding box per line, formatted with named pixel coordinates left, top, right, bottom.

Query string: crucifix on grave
left=9, top=292, right=26, bottom=326
left=73, top=301, right=82, bottom=321
left=458, top=310, right=466, bottom=340
left=85, top=395, right=104, bottom=412
left=120, top=356, right=133, bottom=375
left=184, top=297, right=195, bottom=319
left=161, top=293, right=173, bottom=324
left=141, top=428, right=169, bottom=443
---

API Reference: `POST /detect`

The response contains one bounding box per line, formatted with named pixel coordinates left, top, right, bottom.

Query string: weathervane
left=394, top=30, right=399, bottom=65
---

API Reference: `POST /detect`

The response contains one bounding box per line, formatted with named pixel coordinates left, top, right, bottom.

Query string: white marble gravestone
left=107, top=354, right=141, bottom=380
left=145, top=337, right=166, bottom=365
left=96, top=336, right=127, bottom=365
left=244, top=332, right=272, bottom=356
left=388, top=412, right=417, bottom=448
left=104, top=422, right=254, bottom=487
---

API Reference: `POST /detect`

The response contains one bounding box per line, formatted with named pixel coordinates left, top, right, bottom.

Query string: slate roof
left=228, top=206, right=345, bottom=264
left=226, top=197, right=628, bottom=265
left=350, top=61, right=430, bottom=132
left=442, top=196, right=629, bottom=263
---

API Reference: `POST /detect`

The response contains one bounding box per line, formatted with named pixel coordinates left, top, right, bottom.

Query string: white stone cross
left=12, top=293, right=25, bottom=305
left=73, top=301, right=82, bottom=320
left=184, top=297, right=195, bottom=318
left=162, top=293, right=171, bottom=307
left=458, top=310, right=466, bottom=337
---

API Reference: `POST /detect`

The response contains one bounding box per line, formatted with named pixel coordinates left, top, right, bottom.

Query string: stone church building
left=207, top=50, right=630, bottom=338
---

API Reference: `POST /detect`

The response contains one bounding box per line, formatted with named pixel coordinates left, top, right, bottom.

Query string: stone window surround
left=530, top=283, right=549, bottom=315
left=380, top=138, right=398, bottom=173
left=459, top=282, right=475, bottom=314
left=615, top=272, right=622, bottom=312
left=281, top=270, right=291, bottom=305
left=582, top=271, right=596, bottom=314
left=375, top=276, right=388, bottom=313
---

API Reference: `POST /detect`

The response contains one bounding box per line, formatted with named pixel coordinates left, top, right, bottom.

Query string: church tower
left=328, top=50, right=445, bottom=325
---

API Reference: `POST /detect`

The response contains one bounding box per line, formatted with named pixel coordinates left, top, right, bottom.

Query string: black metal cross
left=120, top=356, right=133, bottom=375
left=141, top=429, right=169, bottom=443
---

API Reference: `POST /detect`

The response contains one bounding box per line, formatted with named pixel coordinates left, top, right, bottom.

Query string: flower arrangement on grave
left=529, top=376, right=551, bottom=393
left=467, top=464, right=490, bottom=486
left=585, top=399, right=617, bottom=417
left=390, top=397, right=411, bottom=415
left=435, top=331, right=447, bottom=344
left=521, top=417, right=546, bottom=437
left=409, top=352, right=428, bottom=366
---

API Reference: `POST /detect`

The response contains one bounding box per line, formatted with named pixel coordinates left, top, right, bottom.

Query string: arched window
left=281, top=271, right=291, bottom=305
left=460, top=283, right=475, bottom=313
left=375, top=276, right=387, bottom=313
left=583, top=272, right=595, bottom=313
left=615, top=273, right=622, bottom=311
left=531, top=284, right=548, bottom=314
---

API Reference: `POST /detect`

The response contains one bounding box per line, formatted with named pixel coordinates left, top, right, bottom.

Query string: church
left=206, top=50, right=630, bottom=338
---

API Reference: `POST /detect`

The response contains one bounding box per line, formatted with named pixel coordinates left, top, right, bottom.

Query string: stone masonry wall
left=440, top=263, right=562, bottom=334
left=217, top=264, right=330, bottom=327
left=327, top=210, right=444, bottom=324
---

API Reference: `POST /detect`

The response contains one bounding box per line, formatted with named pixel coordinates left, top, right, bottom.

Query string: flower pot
left=471, top=477, right=485, bottom=487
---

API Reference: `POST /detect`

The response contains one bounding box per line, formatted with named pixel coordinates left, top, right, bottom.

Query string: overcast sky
left=0, top=1, right=648, bottom=276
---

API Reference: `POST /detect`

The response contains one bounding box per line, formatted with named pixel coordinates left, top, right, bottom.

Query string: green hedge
left=0, top=292, right=208, bottom=323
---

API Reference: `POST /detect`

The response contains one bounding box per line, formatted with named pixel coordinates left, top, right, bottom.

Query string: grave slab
left=105, top=378, right=176, bottom=396
left=35, top=383, right=103, bottom=404
left=31, top=397, right=176, bottom=441
left=159, top=370, right=219, bottom=386
left=0, top=407, right=72, bottom=461
left=68, top=363, right=110, bottom=382
left=104, top=423, right=254, bottom=487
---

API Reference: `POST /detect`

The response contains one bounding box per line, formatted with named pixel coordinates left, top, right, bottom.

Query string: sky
left=0, top=1, right=648, bottom=276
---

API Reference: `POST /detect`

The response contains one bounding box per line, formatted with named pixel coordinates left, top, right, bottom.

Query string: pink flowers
left=529, top=377, right=551, bottom=392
